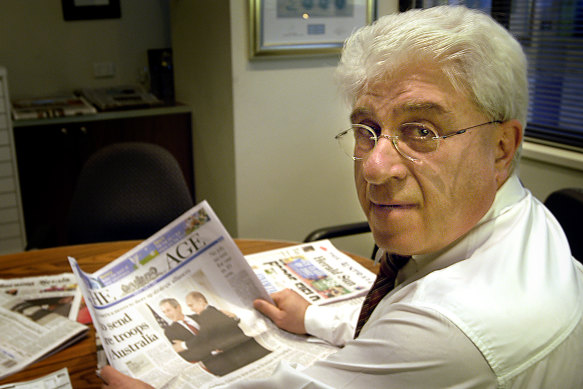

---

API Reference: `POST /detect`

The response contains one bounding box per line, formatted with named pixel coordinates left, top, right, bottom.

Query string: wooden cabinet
left=12, top=106, right=193, bottom=249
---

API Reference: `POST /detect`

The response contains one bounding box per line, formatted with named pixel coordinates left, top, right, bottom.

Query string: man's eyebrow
left=349, top=107, right=375, bottom=122
left=350, top=102, right=453, bottom=123
left=394, top=102, right=452, bottom=116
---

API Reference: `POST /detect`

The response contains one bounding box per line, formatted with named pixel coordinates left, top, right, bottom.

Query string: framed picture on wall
left=62, top=0, right=121, bottom=21
left=249, top=0, right=375, bottom=58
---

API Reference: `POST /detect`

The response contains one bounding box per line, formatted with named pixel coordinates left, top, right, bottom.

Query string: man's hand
left=172, top=340, right=186, bottom=352
left=99, top=366, right=154, bottom=389
left=253, top=289, right=310, bottom=334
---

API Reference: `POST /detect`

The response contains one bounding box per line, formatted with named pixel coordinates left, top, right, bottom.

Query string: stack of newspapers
left=0, top=274, right=88, bottom=380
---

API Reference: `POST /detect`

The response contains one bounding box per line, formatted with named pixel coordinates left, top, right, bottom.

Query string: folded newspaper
left=0, top=275, right=88, bottom=380
left=0, top=273, right=84, bottom=322
left=0, top=367, right=72, bottom=389
left=69, top=201, right=374, bottom=388
left=246, top=240, right=374, bottom=305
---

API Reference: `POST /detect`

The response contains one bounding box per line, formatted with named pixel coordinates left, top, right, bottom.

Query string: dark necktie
left=354, top=253, right=410, bottom=338
left=183, top=320, right=199, bottom=335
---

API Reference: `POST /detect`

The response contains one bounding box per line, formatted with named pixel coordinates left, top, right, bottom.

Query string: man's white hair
left=336, top=6, right=529, bottom=167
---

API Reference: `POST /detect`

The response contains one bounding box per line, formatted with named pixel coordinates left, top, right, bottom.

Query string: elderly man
left=100, top=5, right=583, bottom=388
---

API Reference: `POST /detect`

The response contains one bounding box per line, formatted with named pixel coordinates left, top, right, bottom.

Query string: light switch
left=93, top=62, right=116, bottom=78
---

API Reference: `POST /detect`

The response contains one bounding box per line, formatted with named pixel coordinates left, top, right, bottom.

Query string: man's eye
left=417, top=127, right=433, bottom=138
left=353, top=126, right=372, bottom=140
left=400, top=124, right=437, bottom=140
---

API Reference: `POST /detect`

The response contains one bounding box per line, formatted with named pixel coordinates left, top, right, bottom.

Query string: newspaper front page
left=69, top=201, right=341, bottom=388
left=0, top=273, right=84, bottom=322
left=0, top=291, right=88, bottom=380
left=246, top=240, right=375, bottom=306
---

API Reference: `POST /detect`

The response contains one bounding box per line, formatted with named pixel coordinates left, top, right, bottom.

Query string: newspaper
left=246, top=240, right=375, bottom=306
left=0, top=367, right=72, bottom=389
left=11, top=96, right=97, bottom=120
left=0, top=291, right=88, bottom=380
left=0, top=273, right=84, bottom=322
left=69, top=201, right=345, bottom=388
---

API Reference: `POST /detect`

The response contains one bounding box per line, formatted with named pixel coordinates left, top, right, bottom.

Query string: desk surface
left=0, top=239, right=375, bottom=387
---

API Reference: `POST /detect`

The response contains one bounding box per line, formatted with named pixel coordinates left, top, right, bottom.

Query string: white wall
left=519, top=142, right=583, bottom=201
left=170, top=0, right=379, bottom=258
left=229, top=1, right=373, bottom=257
left=170, top=0, right=237, bottom=237
left=0, top=0, right=170, bottom=99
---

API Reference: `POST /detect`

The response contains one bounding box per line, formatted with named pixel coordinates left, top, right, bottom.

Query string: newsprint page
left=69, top=201, right=374, bottom=388
left=0, top=274, right=87, bottom=380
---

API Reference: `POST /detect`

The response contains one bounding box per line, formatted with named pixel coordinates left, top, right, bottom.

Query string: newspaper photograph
left=0, top=292, right=88, bottom=380
left=69, top=201, right=339, bottom=388
left=245, top=240, right=375, bottom=305
left=0, top=273, right=84, bottom=322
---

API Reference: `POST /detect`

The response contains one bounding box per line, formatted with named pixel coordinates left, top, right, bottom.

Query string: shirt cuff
left=304, top=304, right=359, bottom=347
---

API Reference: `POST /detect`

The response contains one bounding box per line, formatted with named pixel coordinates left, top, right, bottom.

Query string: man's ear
left=494, top=119, right=523, bottom=187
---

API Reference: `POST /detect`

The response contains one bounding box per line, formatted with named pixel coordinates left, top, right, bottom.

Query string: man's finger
left=253, top=298, right=280, bottom=320
left=99, top=366, right=117, bottom=385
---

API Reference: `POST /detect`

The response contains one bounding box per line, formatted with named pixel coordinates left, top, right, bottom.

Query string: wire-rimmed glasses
left=335, top=121, right=501, bottom=162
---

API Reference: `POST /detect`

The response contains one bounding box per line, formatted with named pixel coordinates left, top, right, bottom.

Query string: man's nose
left=362, top=137, right=408, bottom=183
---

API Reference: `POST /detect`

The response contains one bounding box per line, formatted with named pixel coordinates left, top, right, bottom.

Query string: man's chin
left=372, top=231, right=413, bottom=256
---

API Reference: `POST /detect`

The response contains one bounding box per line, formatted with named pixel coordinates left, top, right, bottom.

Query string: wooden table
left=0, top=239, right=374, bottom=387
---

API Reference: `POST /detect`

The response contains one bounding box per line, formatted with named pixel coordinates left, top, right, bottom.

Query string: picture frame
left=249, top=0, right=375, bottom=58
left=62, top=0, right=121, bottom=21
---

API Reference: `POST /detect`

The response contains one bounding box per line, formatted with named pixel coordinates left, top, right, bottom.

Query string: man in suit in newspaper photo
left=158, top=298, right=214, bottom=364
left=182, top=292, right=270, bottom=376
left=160, top=293, right=270, bottom=377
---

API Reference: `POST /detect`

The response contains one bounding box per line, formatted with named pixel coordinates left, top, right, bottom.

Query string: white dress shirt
left=225, top=175, right=583, bottom=388
left=181, top=316, right=201, bottom=333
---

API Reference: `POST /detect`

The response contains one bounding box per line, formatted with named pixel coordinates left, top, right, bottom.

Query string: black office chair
left=67, top=142, right=194, bottom=244
left=304, top=221, right=378, bottom=259
left=544, top=188, right=583, bottom=263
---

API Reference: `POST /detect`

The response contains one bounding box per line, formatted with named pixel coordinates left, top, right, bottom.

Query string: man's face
left=160, top=302, right=184, bottom=322
left=186, top=296, right=206, bottom=314
left=353, top=65, right=506, bottom=255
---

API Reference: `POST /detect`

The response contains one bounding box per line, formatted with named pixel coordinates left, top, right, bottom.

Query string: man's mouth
left=371, top=202, right=415, bottom=209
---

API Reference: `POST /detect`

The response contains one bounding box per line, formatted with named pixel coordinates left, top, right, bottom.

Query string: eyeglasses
left=335, top=121, right=501, bottom=162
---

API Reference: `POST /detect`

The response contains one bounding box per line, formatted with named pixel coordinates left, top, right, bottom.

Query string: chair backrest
left=304, top=222, right=371, bottom=242
left=304, top=221, right=378, bottom=259
left=544, top=188, right=583, bottom=263
left=67, top=142, right=194, bottom=244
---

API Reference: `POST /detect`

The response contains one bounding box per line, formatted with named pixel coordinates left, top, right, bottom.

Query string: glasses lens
left=337, top=125, right=376, bottom=159
left=397, top=123, right=439, bottom=155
